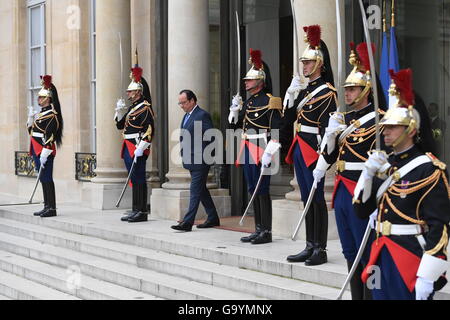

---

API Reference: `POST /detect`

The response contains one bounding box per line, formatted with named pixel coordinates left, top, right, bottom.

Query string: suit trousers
left=183, top=167, right=218, bottom=224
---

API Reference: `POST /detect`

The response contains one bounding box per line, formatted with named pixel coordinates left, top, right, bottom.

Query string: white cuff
left=264, top=140, right=281, bottom=155
left=316, top=155, right=329, bottom=171
left=40, top=148, right=53, bottom=158
left=137, top=140, right=151, bottom=151
left=417, top=253, right=449, bottom=282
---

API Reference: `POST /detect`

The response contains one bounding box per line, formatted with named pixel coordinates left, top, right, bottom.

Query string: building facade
left=1, top=0, right=449, bottom=228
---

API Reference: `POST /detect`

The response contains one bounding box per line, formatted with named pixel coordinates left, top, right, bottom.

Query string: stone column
left=131, top=0, right=160, bottom=189
left=164, top=0, right=210, bottom=190
left=151, top=0, right=230, bottom=221
left=86, top=0, right=132, bottom=210
left=272, top=0, right=341, bottom=239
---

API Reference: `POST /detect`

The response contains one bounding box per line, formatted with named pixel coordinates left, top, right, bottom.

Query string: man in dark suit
left=171, top=90, right=220, bottom=232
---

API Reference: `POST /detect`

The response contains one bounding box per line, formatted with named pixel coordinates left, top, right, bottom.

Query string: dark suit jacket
left=180, top=106, right=215, bottom=171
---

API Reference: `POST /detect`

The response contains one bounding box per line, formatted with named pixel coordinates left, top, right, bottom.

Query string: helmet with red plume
left=380, top=68, right=435, bottom=152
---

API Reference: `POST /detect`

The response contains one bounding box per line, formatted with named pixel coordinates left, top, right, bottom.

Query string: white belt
left=242, top=133, right=267, bottom=140
left=336, top=161, right=365, bottom=172
left=296, top=124, right=319, bottom=135
left=374, top=221, right=422, bottom=236
left=32, top=132, right=44, bottom=138
left=123, top=133, right=140, bottom=140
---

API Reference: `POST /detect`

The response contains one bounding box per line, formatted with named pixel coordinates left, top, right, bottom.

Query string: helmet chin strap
left=349, top=86, right=371, bottom=108
left=305, top=58, right=323, bottom=78
left=39, top=97, right=51, bottom=108
left=392, top=120, right=416, bottom=149
left=247, top=80, right=264, bottom=93
left=128, top=90, right=141, bottom=102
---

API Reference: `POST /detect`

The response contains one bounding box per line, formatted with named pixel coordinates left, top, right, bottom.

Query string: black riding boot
left=287, top=201, right=315, bottom=262
left=251, top=194, right=272, bottom=245
left=128, top=183, right=148, bottom=223
left=34, top=183, right=49, bottom=216
left=121, top=185, right=139, bottom=221
left=305, top=200, right=328, bottom=266
left=241, top=193, right=262, bottom=242
left=40, top=182, right=57, bottom=218
left=346, top=260, right=366, bottom=300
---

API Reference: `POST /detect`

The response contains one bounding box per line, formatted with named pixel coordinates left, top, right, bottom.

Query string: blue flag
left=380, top=31, right=390, bottom=103
left=389, top=26, right=400, bottom=72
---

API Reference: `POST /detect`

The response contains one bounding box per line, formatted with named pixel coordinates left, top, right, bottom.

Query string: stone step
left=0, top=209, right=350, bottom=290
left=0, top=269, right=78, bottom=300
left=1, top=208, right=448, bottom=300
left=0, top=217, right=349, bottom=300
left=0, top=232, right=261, bottom=300
left=0, top=249, right=161, bottom=300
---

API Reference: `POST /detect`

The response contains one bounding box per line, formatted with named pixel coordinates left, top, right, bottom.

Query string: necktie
left=183, top=113, right=190, bottom=127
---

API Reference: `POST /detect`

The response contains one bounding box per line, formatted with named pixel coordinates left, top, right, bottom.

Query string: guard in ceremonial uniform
left=28, top=75, right=64, bottom=218
left=228, top=49, right=283, bottom=245
left=115, top=55, right=155, bottom=223
left=312, top=43, right=387, bottom=299
left=353, top=68, right=450, bottom=300
left=284, top=25, right=337, bottom=266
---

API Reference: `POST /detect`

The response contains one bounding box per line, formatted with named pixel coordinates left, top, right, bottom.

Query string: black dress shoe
left=171, top=221, right=192, bottom=232
left=40, top=209, right=57, bottom=218
left=121, top=211, right=139, bottom=221
left=34, top=207, right=49, bottom=216
left=287, top=246, right=314, bottom=263
left=305, top=248, right=327, bottom=266
left=251, top=230, right=272, bottom=245
left=128, top=212, right=148, bottom=223
left=196, top=219, right=220, bottom=228
left=240, top=231, right=260, bottom=243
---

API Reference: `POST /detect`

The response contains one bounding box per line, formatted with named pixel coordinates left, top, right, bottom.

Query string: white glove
left=39, top=148, right=53, bottom=168
left=283, top=75, right=305, bottom=109
left=369, top=210, right=378, bottom=229
left=325, top=112, right=347, bottom=137
left=134, top=140, right=151, bottom=160
left=134, top=148, right=144, bottom=158
left=415, top=277, right=434, bottom=300
left=312, top=168, right=326, bottom=183
left=261, top=153, right=272, bottom=168
left=114, top=98, right=127, bottom=121
left=328, top=112, right=346, bottom=129
left=27, top=106, right=38, bottom=127
left=363, top=151, right=389, bottom=179
left=287, top=75, right=303, bottom=94
left=228, top=95, right=242, bottom=124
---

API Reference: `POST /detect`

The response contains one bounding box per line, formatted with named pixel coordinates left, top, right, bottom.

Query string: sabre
left=29, top=165, right=43, bottom=204
left=290, top=0, right=300, bottom=76
left=335, top=0, right=345, bottom=110
left=235, top=11, right=241, bottom=97
left=119, top=32, right=125, bottom=97
left=116, top=156, right=138, bottom=208
left=335, top=1, right=382, bottom=298
left=291, top=179, right=317, bottom=241
left=0, top=202, right=41, bottom=207
left=336, top=219, right=372, bottom=300
left=239, top=167, right=266, bottom=226
left=358, top=0, right=381, bottom=150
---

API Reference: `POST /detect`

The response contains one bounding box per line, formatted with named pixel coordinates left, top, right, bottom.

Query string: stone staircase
left=0, top=205, right=448, bottom=300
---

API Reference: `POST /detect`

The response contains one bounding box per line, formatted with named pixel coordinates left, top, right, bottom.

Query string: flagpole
left=379, top=0, right=390, bottom=103
left=391, top=0, right=395, bottom=28
left=389, top=0, right=399, bottom=72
